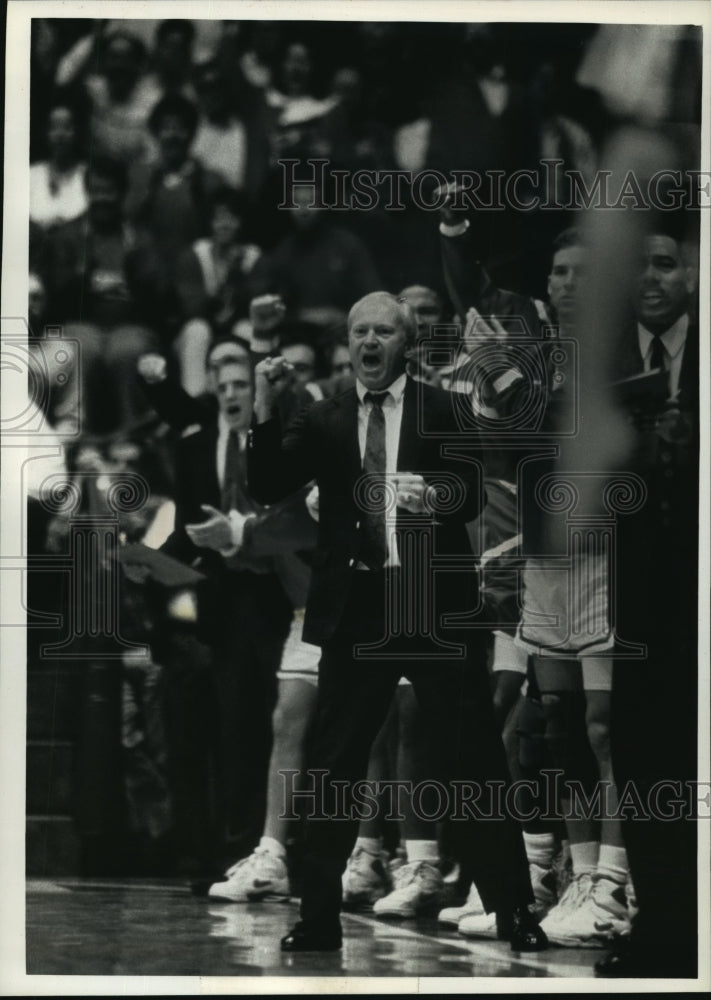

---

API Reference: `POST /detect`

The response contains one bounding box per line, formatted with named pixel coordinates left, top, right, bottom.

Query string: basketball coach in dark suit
left=248, top=291, right=546, bottom=952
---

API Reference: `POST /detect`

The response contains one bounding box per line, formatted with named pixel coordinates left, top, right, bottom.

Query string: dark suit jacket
left=612, top=315, right=699, bottom=658
left=143, top=379, right=317, bottom=611
left=248, top=377, right=484, bottom=646
left=610, top=317, right=698, bottom=409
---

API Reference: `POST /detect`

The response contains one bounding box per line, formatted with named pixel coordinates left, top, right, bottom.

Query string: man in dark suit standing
left=248, top=291, right=547, bottom=952
left=158, top=355, right=296, bottom=865
left=597, top=226, right=699, bottom=978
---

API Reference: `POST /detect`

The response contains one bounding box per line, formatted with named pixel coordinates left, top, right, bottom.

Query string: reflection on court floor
left=26, top=878, right=597, bottom=980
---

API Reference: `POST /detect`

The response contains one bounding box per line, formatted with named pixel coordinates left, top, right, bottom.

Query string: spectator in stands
left=30, top=93, right=88, bottom=231
left=399, top=285, right=451, bottom=387
left=39, top=156, right=167, bottom=435
left=144, top=20, right=197, bottom=103
left=278, top=340, right=324, bottom=402
left=192, top=60, right=251, bottom=192
left=319, top=338, right=355, bottom=398
left=315, top=67, right=393, bottom=172
left=30, top=18, right=91, bottom=159
left=27, top=271, right=80, bottom=439
left=425, top=25, right=538, bottom=287
left=84, top=30, right=156, bottom=165
left=265, top=41, right=335, bottom=163
left=266, top=184, right=380, bottom=335
left=228, top=20, right=282, bottom=91
left=125, top=94, right=224, bottom=279
left=173, top=188, right=267, bottom=395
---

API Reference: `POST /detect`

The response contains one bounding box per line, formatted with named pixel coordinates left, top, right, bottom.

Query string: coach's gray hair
left=347, top=291, right=417, bottom=348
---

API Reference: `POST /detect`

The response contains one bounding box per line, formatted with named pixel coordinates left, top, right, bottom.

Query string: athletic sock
left=569, top=840, right=600, bottom=876
left=258, top=835, right=287, bottom=860
left=405, top=839, right=439, bottom=863
left=524, top=831, right=556, bottom=868
left=596, top=843, right=629, bottom=885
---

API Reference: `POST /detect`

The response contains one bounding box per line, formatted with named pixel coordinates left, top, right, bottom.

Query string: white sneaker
left=458, top=911, right=497, bottom=939
left=373, top=860, right=444, bottom=918
left=545, top=875, right=630, bottom=948
left=388, top=847, right=407, bottom=879
left=342, top=846, right=390, bottom=910
left=529, top=863, right=557, bottom=918
left=438, top=881, right=485, bottom=926
left=539, top=871, right=594, bottom=934
left=207, top=848, right=289, bottom=902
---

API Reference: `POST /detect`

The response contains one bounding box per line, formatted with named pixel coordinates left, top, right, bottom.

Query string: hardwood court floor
left=26, top=878, right=598, bottom=980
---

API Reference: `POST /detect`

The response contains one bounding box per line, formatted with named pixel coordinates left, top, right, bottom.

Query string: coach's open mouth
left=361, top=350, right=382, bottom=371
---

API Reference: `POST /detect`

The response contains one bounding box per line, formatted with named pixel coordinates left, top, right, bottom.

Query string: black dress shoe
left=281, top=921, right=342, bottom=952
left=594, top=939, right=640, bottom=978
left=497, top=906, right=548, bottom=952
left=595, top=936, right=697, bottom=979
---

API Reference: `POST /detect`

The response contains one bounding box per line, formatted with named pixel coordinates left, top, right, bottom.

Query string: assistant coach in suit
left=149, top=354, right=314, bottom=864
left=597, top=228, right=699, bottom=978
left=248, top=291, right=546, bottom=952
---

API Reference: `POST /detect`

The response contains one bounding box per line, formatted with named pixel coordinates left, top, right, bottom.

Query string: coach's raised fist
left=254, top=356, right=295, bottom=422
left=137, top=353, right=167, bottom=384
left=250, top=294, right=287, bottom=335
left=436, top=181, right=469, bottom=227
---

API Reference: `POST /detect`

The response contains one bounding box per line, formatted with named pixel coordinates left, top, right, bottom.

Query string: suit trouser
left=612, top=524, right=698, bottom=976
left=212, top=571, right=292, bottom=855
left=299, top=571, right=533, bottom=930
left=612, top=655, right=697, bottom=976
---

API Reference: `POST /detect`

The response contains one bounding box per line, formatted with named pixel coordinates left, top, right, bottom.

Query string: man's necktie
left=222, top=429, right=248, bottom=514
left=220, top=429, right=270, bottom=573
left=649, top=334, right=666, bottom=372
left=359, top=391, right=388, bottom=570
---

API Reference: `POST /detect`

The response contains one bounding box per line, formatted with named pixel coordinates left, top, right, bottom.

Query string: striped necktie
left=359, top=391, right=389, bottom=570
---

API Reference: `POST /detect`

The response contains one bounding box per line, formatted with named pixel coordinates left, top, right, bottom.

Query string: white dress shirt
left=637, top=313, right=688, bottom=400
left=355, top=373, right=407, bottom=568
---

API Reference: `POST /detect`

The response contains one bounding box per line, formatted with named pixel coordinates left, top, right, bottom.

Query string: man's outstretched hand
left=186, top=504, right=233, bottom=551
